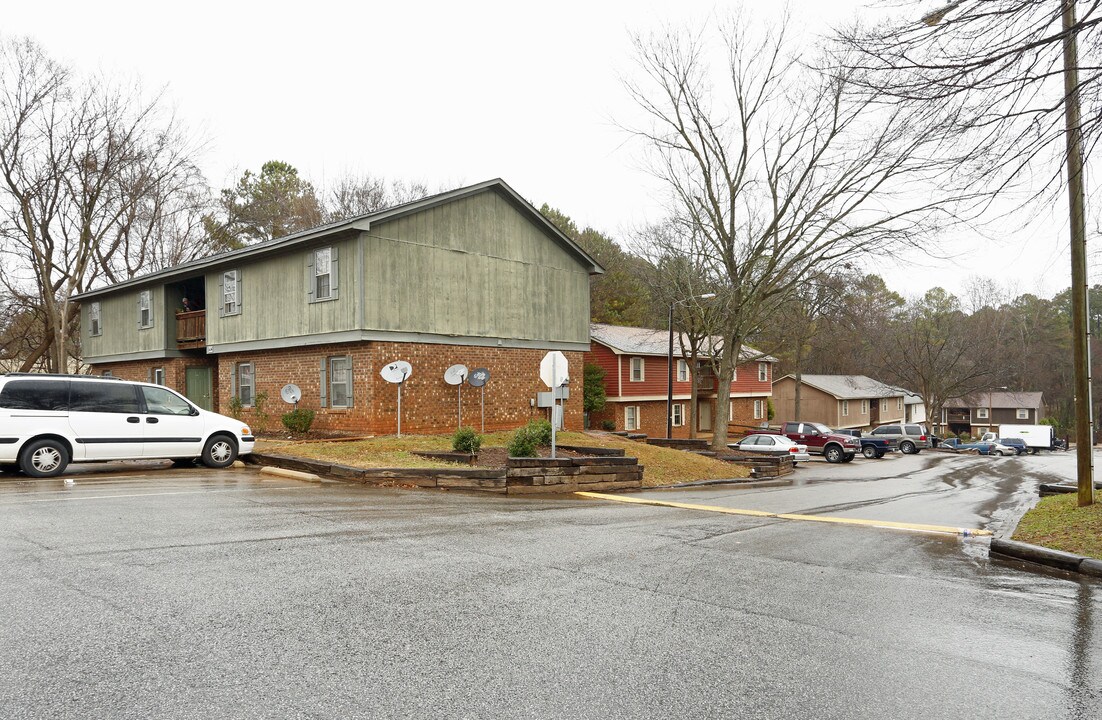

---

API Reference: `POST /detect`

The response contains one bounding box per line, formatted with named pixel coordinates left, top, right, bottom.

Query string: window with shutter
left=223, top=270, right=239, bottom=316
left=89, top=302, right=102, bottom=336
left=329, top=355, right=352, bottom=407
left=138, top=290, right=153, bottom=329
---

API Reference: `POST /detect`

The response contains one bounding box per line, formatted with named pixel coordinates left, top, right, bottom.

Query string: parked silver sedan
left=731, top=434, right=811, bottom=465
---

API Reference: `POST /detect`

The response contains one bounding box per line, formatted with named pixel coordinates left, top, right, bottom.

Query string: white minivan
left=0, top=374, right=254, bottom=478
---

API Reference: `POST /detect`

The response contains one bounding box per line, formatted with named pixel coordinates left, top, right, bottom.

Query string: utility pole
left=1062, top=0, right=1095, bottom=506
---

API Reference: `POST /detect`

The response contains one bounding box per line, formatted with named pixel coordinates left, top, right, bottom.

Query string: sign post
left=539, top=351, right=569, bottom=458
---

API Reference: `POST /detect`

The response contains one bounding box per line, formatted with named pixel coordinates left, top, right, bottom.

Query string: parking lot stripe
left=574, top=492, right=992, bottom=537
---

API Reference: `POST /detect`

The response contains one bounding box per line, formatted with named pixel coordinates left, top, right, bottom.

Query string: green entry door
left=185, top=367, right=213, bottom=411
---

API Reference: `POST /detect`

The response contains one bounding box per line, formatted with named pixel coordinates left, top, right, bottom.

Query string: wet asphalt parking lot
left=1, top=450, right=1099, bottom=719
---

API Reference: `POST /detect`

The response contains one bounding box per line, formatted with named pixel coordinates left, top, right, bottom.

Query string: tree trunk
left=709, top=342, right=738, bottom=452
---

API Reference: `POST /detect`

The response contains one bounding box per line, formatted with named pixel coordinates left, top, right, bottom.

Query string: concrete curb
left=990, top=538, right=1100, bottom=576
left=260, top=466, right=322, bottom=483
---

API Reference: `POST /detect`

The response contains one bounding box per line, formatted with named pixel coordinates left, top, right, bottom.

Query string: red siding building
left=586, top=324, right=774, bottom=439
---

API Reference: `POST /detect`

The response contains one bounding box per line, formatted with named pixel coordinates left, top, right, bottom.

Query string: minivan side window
left=141, top=386, right=195, bottom=416
left=0, top=380, right=70, bottom=411
left=69, top=382, right=141, bottom=413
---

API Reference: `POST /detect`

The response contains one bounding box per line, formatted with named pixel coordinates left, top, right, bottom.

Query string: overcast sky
left=4, top=0, right=1091, bottom=301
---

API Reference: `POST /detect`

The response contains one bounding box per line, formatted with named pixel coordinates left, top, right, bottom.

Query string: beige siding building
left=772, top=375, right=907, bottom=430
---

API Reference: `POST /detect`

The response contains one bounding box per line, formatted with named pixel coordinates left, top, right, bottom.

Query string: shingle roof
left=590, top=323, right=776, bottom=362
left=945, top=391, right=1044, bottom=409
left=780, top=374, right=905, bottom=400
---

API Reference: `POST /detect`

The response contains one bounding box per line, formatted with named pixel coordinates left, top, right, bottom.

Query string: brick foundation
left=90, top=342, right=584, bottom=436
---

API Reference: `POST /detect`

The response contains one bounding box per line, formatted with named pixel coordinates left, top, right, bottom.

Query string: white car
left=989, top=442, right=1017, bottom=457
left=731, top=434, right=811, bottom=465
left=0, top=373, right=255, bottom=478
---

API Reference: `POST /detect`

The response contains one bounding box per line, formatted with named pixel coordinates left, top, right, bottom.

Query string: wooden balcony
left=176, top=310, right=206, bottom=349
left=945, top=411, right=970, bottom=424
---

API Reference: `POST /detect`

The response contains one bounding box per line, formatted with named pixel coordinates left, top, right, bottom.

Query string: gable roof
left=590, top=323, right=776, bottom=362
left=777, top=374, right=905, bottom=400
left=74, top=178, right=604, bottom=301
left=945, top=391, right=1044, bottom=410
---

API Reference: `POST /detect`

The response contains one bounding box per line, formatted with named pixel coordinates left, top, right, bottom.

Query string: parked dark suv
left=869, top=423, right=930, bottom=454
left=778, top=422, right=861, bottom=463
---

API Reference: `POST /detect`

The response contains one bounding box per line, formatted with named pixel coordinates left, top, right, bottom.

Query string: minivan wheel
left=201, top=435, right=238, bottom=469
left=862, top=445, right=878, bottom=459
left=19, top=438, right=70, bottom=478
left=824, top=445, right=844, bottom=463
left=900, top=440, right=916, bottom=454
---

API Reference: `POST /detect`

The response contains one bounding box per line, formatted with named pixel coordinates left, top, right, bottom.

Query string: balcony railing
left=176, top=310, right=206, bottom=349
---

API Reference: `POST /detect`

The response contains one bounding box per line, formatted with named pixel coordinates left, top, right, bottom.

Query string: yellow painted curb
left=574, top=492, right=992, bottom=537
left=260, top=466, right=321, bottom=483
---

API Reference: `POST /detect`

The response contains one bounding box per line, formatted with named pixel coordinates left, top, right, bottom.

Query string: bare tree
left=324, top=174, right=431, bottom=221
left=874, top=287, right=996, bottom=435
left=838, top=1, right=1102, bottom=203
left=626, top=15, right=974, bottom=450
left=0, top=36, right=208, bottom=371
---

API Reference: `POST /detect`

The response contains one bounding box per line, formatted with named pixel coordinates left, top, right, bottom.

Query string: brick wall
left=91, top=342, right=587, bottom=436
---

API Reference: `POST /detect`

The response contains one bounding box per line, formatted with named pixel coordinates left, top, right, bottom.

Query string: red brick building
left=72, top=180, right=602, bottom=435
left=585, top=324, right=775, bottom=439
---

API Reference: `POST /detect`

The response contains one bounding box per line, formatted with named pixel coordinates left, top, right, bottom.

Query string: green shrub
left=601, top=419, right=616, bottom=431
left=228, top=396, right=243, bottom=419
left=452, top=426, right=482, bottom=454
left=281, top=408, right=316, bottom=433
left=508, top=427, right=539, bottom=458
left=527, top=418, right=553, bottom=446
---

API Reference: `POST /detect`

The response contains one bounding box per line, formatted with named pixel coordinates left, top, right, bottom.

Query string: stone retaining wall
left=249, top=452, right=643, bottom=495
left=505, top=456, right=643, bottom=494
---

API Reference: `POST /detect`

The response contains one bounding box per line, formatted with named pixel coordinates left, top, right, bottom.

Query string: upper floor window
left=1017, top=408, right=1029, bottom=419
left=841, top=400, right=849, bottom=417
left=976, top=407, right=989, bottom=419
left=138, top=290, right=154, bottom=329
left=758, top=363, right=769, bottom=382
left=222, top=270, right=242, bottom=316
left=630, top=357, right=645, bottom=382
left=881, top=400, right=888, bottom=413
left=860, top=399, right=869, bottom=415
left=677, top=359, right=689, bottom=382
left=89, top=302, right=102, bottom=336
left=309, top=246, right=339, bottom=302
left=897, top=398, right=903, bottom=411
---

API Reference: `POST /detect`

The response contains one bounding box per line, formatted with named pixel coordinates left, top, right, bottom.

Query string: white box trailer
left=997, top=424, right=1055, bottom=452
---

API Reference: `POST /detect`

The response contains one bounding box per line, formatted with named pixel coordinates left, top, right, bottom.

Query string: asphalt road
left=1, top=452, right=1099, bottom=719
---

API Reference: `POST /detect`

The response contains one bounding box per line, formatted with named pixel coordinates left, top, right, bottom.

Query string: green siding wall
left=364, top=191, right=590, bottom=344
left=205, top=236, right=359, bottom=346
left=82, top=285, right=167, bottom=359
left=80, top=186, right=593, bottom=356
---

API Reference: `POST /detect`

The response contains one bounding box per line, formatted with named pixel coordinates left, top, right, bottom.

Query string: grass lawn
left=1013, top=493, right=1102, bottom=560
left=255, top=431, right=749, bottom=487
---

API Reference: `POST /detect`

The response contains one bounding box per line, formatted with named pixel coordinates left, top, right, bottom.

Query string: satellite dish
left=468, top=368, right=490, bottom=387
left=444, top=364, right=468, bottom=386
left=280, top=383, right=302, bottom=404
left=380, top=361, right=413, bottom=384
